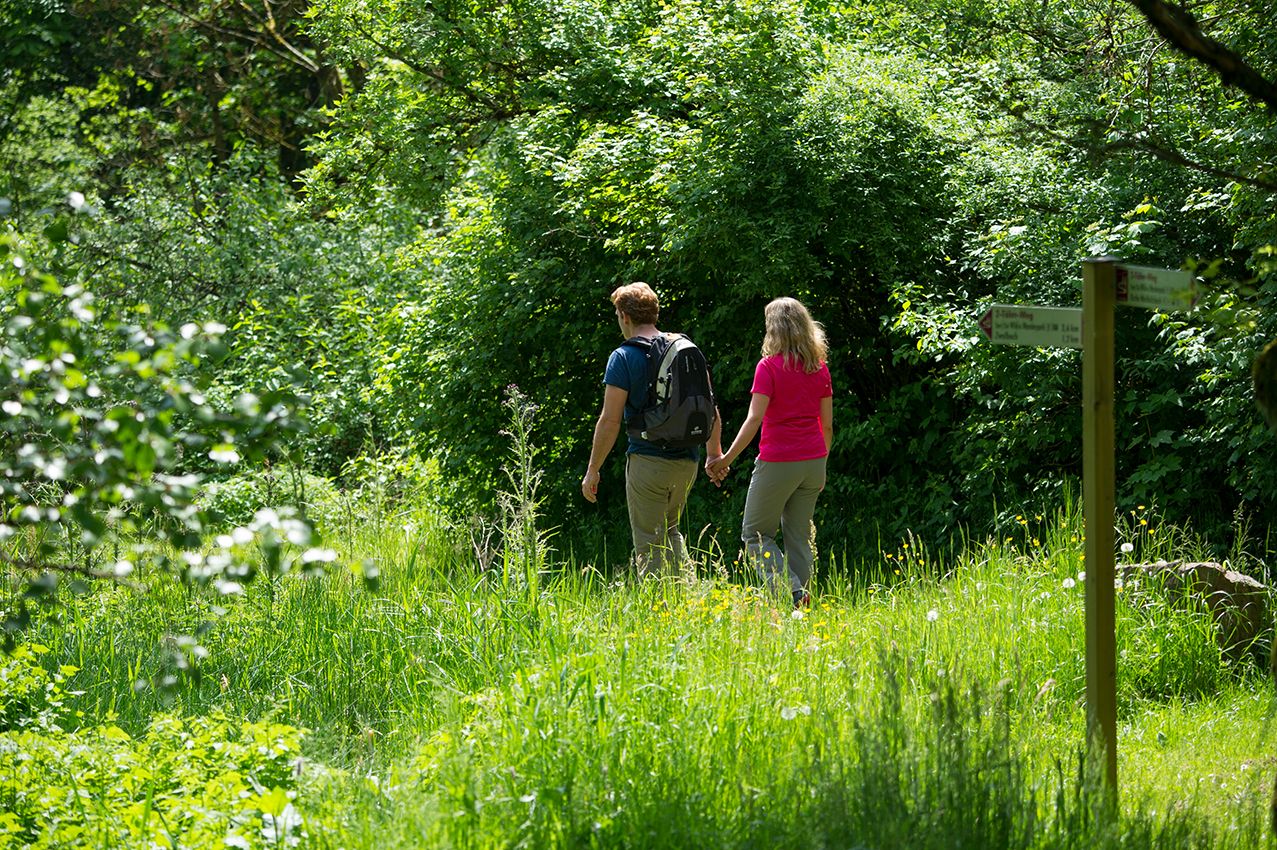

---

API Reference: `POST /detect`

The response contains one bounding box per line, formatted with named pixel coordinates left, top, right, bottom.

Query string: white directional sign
left=1114, top=264, right=1196, bottom=311
left=978, top=304, right=1083, bottom=349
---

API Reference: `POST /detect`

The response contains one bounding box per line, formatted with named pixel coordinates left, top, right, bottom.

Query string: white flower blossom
left=209, top=446, right=241, bottom=464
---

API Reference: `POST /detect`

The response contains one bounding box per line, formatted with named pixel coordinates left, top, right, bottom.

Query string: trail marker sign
left=975, top=258, right=1199, bottom=801
left=978, top=304, right=1082, bottom=349
left=1115, top=264, right=1196, bottom=311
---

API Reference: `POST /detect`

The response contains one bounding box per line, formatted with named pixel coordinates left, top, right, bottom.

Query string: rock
left=1116, top=560, right=1269, bottom=660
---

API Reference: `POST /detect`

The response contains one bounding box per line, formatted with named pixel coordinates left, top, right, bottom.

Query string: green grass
left=11, top=493, right=1277, bottom=849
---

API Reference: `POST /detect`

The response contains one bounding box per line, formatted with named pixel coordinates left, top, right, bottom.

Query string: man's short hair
left=610, top=282, right=660, bottom=325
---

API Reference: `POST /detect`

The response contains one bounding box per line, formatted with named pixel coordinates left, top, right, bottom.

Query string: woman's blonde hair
left=762, top=297, right=827, bottom=373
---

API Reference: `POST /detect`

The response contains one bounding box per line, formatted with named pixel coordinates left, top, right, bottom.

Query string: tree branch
left=1103, top=133, right=1277, bottom=193
left=983, top=81, right=1277, bottom=194
left=1127, top=0, right=1277, bottom=112
left=153, top=0, right=320, bottom=74
left=0, top=551, right=145, bottom=591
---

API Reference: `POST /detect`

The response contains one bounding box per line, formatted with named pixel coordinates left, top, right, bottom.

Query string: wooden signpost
left=1082, top=258, right=1117, bottom=792
left=979, top=257, right=1196, bottom=797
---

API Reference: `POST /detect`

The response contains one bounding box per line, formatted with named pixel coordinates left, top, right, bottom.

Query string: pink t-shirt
left=751, top=354, right=832, bottom=462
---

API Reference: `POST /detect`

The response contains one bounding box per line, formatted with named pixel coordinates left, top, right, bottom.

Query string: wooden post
left=1082, top=257, right=1118, bottom=794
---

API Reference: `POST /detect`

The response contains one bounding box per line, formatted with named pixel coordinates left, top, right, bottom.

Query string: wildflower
left=1062, top=577, right=1075, bottom=589
left=791, top=609, right=805, bottom=620
left=1120, top=542, right=1134, bottom=554
left=926, top=608, right=940, bottom=622
left=1077, top=571, right=1085, bottom=582
left=1140, top=519, right=1148, bottom=526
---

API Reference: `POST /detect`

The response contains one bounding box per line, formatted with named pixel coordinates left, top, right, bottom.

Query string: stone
left=1115, top=560, right=1269, bottom=661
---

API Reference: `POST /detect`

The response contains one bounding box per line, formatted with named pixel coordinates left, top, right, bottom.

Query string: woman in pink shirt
left=709, top=298, right=833, bottom=608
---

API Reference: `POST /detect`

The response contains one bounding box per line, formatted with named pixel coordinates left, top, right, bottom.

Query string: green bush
left=0, top=642, right=320, bottom=848
left=311, top=0, right=1277, bottom=564
left=199, top=468, right=343, bottom=532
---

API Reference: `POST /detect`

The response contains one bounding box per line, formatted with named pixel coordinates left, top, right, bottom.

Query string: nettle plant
left=0, top=223, right=333, bottom=662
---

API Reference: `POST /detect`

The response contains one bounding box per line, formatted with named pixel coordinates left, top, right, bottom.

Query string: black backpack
left=622, top=333, right=716, bottom=449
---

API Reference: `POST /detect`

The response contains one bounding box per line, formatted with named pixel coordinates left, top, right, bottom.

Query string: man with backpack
left=581, top=282, right=723, bottom=579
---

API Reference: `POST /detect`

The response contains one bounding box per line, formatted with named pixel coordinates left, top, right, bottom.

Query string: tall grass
left=16, top=420, right=1276, bottom=847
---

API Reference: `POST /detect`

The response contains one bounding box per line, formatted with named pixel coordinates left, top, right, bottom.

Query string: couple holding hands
left=582, top=283, right=833, bottom=609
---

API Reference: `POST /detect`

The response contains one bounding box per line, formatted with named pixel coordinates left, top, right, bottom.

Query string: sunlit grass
left=21, top=491, right=1277, bottom=848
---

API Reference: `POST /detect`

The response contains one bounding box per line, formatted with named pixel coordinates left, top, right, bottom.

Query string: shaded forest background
left=3, top=0, right=1275, bottom=571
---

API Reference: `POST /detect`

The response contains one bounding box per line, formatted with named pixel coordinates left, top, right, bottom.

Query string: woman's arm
left=720, top=393, right=770, bottom=467
left=820, top=395, right=833, bottom=453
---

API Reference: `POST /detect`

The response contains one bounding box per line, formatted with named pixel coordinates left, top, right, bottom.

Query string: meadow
left=5, top=2, right=1277, bottom=847
left=4, top=482, right=1274, bottom=849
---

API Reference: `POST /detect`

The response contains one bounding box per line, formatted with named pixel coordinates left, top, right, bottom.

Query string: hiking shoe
left=793, top=590, right=810, bottom=609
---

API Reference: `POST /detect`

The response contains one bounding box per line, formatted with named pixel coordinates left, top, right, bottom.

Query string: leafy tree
left=0, top=0, right=415, bottom=478
left=0, top=218, right=329, bottom=649
left=311, top=0, right=1277, bottom=558
left=313, top=0, right=966, bottom=549
left=1, top=1, right=354, bottom=186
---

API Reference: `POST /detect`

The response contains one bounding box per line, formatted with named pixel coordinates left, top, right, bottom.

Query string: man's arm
left=704, top=406, right=725, bottom=484
left=581, top=385, right=628, bottom=503
left=708, top=406, right=723, bottom=457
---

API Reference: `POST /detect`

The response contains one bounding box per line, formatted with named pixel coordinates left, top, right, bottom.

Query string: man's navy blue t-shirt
left=604, top=337, right=698, bottom=460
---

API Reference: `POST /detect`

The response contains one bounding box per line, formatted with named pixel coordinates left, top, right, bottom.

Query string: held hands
left=704, top=454, right=731, bottom=486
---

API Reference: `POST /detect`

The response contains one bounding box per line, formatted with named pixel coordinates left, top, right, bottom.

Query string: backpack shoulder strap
left=619, top=334, right=665, bottom=411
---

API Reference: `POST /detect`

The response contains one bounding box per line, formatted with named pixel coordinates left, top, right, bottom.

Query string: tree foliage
left=310, top=0, right=1276, bottom=555
left=4, top=0, right=1275, bottom=564
left=0, top=222, right=330, bottom=646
